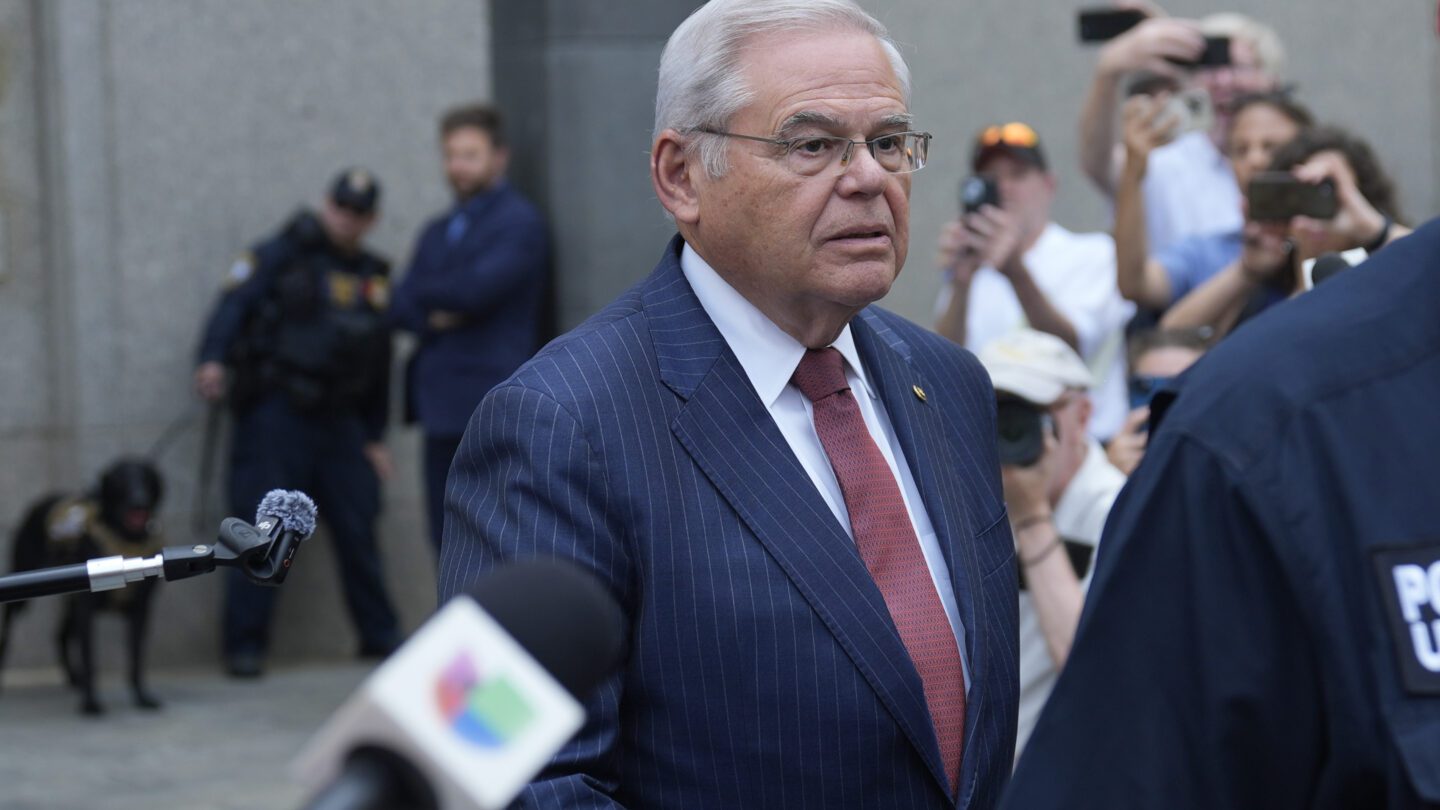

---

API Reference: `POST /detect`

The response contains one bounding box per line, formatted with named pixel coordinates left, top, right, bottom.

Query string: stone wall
left=2, top=0, right=1435, bottom=672
left=0, top=0, right=490, bottom=672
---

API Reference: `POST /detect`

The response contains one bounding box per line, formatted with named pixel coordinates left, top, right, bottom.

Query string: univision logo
left=435, top=653, right=536, bottom=747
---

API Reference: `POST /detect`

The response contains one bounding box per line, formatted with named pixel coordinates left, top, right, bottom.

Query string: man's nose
left=837, top=143, right=890, bottom=193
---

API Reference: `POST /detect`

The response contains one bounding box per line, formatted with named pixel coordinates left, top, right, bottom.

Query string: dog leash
left=139, top=407, right=220, bottom=540
left=191, top=404, right=222, bottom=539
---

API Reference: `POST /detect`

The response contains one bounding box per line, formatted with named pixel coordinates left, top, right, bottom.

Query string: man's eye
left=792, top=138, right=836, bottom=156
left=872, top=135, right=901, bottom=152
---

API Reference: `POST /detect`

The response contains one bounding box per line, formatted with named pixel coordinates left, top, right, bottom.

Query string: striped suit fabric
left=439, top=235, right=1019, bottom=809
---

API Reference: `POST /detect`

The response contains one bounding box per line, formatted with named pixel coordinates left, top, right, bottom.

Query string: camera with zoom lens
left=996, top=396, right=1055, bottom=467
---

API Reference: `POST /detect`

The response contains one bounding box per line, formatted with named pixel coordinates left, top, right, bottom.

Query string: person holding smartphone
left=935, top=123, right=1134, bottom=439
left=1161, top=125, right=1410, bottom=340
left=1078, top=11, right=1285, bottom=252
left=1114, top=91, right=1312, bottom=313
left=1104, top=327, right=1210, bottom=476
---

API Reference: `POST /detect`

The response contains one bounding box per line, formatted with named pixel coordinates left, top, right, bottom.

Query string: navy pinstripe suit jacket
left=439, top=236, right=1019, bottom=809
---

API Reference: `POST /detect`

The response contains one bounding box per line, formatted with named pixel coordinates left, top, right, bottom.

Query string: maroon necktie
left=792, top=347, right=966, bottom=794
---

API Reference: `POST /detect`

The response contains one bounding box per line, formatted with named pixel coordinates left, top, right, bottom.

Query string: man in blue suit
left=390, top=103, right=551, bottom=555
left=439, top=1, right=1018, bottom=807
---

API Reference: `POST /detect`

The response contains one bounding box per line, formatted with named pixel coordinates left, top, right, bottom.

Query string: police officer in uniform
left=194, top=169, right=402, bottom=678
left=1002, top=217, right=1440, bottom=806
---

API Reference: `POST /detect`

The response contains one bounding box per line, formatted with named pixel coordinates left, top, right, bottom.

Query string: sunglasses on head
left=978, top=122, right=1039, bottom=149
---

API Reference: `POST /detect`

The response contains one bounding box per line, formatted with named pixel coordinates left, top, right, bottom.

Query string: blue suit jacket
left=390, top=181, right=551, bottom=437
left=439, top=236, right=1019, bottom=809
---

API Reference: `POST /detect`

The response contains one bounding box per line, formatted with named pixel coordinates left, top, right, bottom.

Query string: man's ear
left=652, top=129, right=701, bottom=224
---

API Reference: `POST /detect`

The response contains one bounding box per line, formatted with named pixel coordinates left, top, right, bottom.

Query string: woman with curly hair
left=1160, top=124, right=1411, bottom=339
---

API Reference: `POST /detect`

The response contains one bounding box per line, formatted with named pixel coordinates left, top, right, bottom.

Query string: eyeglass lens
left=784, top=133, right=928, bottom=175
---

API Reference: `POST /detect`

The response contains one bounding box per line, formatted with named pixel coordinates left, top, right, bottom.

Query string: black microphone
left=0, top=489, right=319, bottom=603
left=242, top=490, right=318, bottom=585
left=294, top=558, right=626, bottom=810
left=1310, top=252, right=1352, bottom=286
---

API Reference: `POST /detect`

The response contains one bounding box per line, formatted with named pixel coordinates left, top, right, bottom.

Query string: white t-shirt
left=937, top=222, right=1134, bottom=439
left=1142, top=131, right=1243, bottom=253
left=1013, top=440, right=1127, bottom=758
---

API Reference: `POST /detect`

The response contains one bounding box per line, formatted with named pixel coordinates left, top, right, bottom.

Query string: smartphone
left=960, top=175, right=1000, bottom=215
left=1162, top=87, right=1214, bottom=136
left=1165, top=35, right=1231, bottom=68
left=1077, top=8, right=1146, bottom=43
left=1247, top=173, right=1340, bottom=221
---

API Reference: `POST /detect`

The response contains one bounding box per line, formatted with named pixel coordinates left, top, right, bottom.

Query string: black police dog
left=0, top=458, right=166, bottom=715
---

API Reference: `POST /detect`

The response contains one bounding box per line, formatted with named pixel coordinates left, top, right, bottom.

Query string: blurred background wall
left=0, top=0, right=1434, bottom=671
left=0, top=0, right=491, bottom=672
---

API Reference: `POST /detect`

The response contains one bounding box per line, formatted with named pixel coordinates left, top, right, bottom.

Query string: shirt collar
left=455, top=179, right=508, bottom=216
left=679, top=241, right=876, bottom=408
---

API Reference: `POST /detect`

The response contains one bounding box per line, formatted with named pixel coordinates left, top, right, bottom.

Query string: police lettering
left=1392, top=562, right=1440, bottom=672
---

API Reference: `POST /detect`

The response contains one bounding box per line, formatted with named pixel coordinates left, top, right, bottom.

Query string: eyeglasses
left=978, top=122, right=1039, bottom=149
left=695, top=129, right=932, bottom=177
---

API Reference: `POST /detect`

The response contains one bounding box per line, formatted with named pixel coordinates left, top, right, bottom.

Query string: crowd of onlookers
left=929, top=8, right=1415, bottom=757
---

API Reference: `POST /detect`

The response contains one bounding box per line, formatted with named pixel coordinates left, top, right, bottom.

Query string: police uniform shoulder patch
left=1372, top=543, right=1440, bottom=695
left=364, top=276, right=390, bottom=310
left=224, top=252, right=257, bottom=290
left=329, top=272, right=359, bottom=308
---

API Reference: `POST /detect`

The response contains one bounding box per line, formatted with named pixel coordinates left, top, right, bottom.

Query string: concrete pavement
left=0, top=662, right=373, bottom=810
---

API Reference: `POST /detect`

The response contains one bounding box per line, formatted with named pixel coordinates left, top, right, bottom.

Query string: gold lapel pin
left=912, top=385, right=927, bottom=402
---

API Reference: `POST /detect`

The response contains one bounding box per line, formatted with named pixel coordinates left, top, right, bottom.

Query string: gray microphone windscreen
left=256, top=489, right=319, bottom=538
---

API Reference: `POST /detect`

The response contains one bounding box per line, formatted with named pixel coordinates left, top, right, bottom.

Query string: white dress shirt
left=682, top=244, right=970, bottom=689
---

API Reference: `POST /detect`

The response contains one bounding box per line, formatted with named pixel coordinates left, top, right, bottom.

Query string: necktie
left=792, top=347, right=966, bottom=793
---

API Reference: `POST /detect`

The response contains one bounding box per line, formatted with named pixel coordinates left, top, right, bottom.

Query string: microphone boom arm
left=0, top=514, right=298, bottom=605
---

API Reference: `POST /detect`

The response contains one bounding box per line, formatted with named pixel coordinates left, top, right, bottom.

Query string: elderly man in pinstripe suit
left=439, top=1, right=1019, bottom=807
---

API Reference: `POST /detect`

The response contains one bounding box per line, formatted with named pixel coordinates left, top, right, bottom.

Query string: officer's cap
left=330, top=167, right=381, bottom=215
left=979, top=329, right=1094, bottom=406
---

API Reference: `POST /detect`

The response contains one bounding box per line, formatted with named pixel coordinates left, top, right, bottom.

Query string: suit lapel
left=852, top=311, right=990, bottom=805
left=643, top=239, right=951, bottom=799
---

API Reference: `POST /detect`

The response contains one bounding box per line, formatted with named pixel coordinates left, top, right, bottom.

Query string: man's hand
left=1002, top=430, right=1057, bottom=523
left=1106, top=406, right=1149, bottom=476
left=363, top=442, right=395, bottom=482
left=1238, top=220, right=1292, bottom=282
left=937, top=218, right=983, bottom=288
left=1097, top=17, right=1204, bottom=81
left=194, top=362, right=227, bottom=403
left=1121, top=94, right=1181, bottom=167
left=963, top=205, right=1025, bottom=275
left=1287, top=150, right=1387, bottom=261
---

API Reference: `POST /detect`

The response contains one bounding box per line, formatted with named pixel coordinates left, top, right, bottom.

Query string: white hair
left=1201, top=13, right=1287, bottom=79
left=654, top=0, right=911, bottom=178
